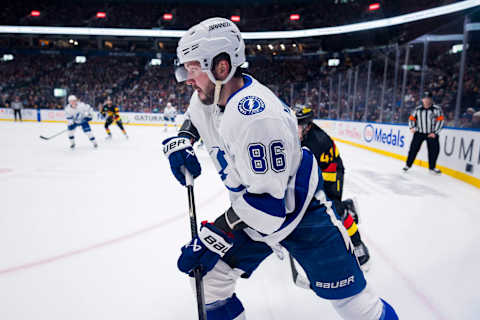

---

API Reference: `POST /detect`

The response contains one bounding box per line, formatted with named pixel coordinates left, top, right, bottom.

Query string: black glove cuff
left=178, top=119, right=200, bottom=143
left=214, top=207, right=248, bottom=233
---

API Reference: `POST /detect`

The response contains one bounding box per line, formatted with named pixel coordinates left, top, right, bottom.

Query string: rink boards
left=0, top=108, right=477, bottom=188
left=0, top=108, right=184, bottom=127
left=315, top=119, right=480, bottom=188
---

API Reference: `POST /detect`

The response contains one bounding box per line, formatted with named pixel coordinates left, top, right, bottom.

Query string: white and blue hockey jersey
left=65, top=102, right=94, bottom=125
left=164, top=105, right=177, bottom=119
left=185, top=75, right=320, bottom=245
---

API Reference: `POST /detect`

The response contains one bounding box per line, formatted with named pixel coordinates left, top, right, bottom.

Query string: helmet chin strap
left=214, top=80, right=222, bottom=106
left=209, top=67, right=236, bottom=106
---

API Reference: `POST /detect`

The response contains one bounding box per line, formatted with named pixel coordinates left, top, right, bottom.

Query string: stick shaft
left=40, top=129, right=68, bottom=140
left=185, top=172, right=207, bottom=320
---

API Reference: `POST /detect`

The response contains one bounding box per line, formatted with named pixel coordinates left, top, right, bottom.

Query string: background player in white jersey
left=163, top=18, right=397, bottom=320
left=163, top=102, right=177, bottom=132
left=65, top=95, right=98, bottom=149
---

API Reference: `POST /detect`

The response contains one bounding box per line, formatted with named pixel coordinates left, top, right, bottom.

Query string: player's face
left=185, top=61, right=215, bottom=105
left=71, top=100, right=78, bottom=108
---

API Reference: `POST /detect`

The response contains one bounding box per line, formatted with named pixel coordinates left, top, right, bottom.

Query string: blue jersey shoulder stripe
left=242, top=192, right=285, bottom=218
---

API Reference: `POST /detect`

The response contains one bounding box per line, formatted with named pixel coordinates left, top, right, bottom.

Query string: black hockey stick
left=39, top=129, right=68, bottom=140
left=185, top=171, right=207, bottom=320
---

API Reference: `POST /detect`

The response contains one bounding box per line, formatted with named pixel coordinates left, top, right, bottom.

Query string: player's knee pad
left=330, top=284, right=384, bottom=320
left=206, top=293, right=245, bottom=320
left=193, top=259, right=243, bottom=304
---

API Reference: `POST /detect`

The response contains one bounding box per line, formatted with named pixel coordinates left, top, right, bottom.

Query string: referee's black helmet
left=422, top=91, right=433, bottom=99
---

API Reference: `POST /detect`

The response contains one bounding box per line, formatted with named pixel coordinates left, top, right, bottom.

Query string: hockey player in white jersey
left=163, top=18, right=398, bottom=320
left=163, top=102, right=177, bottom=132
left=65, top=95, right=98, bottom=149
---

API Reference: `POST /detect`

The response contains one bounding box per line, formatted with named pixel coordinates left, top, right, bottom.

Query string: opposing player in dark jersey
left=101, top=98, right=128, bottom=139
left=296, top=107, right=370, bottom=268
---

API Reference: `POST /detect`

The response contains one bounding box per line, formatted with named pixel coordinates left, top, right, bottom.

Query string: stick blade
left=39, top=135, right=49, bottom=140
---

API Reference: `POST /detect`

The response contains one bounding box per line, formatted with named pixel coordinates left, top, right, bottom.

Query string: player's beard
left=195, top=81, right=215, bottom=105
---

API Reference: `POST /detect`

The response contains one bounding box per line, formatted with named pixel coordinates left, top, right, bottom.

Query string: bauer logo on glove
left=163, top=136, right=189, bottom=156
left=177, top=222, right=233, bottom=277
left=162, top=136, right=201, bottom=185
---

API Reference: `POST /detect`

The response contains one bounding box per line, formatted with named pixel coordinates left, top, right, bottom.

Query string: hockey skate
left=354, top=241, right=371, bottom=271
left=429, top=168, right=441, bottom=175
left=105, top=133, right=112, bottom=140
left=70, top=142, right=76, bottom=149
left=343, top=198, right=360, bottom=224
left=402, top=166, right=410, bottom=172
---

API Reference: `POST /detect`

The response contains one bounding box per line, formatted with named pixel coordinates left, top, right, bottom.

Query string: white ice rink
left=1, top=121, right=479, bottom=320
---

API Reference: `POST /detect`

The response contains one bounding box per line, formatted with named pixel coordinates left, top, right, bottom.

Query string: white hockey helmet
left=68, top=95, right=78, bottom=103
left=175, top=17, right=246, bottom=85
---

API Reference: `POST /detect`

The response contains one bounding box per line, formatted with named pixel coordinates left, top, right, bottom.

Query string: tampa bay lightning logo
left=238, top=96, right=265, bottom=116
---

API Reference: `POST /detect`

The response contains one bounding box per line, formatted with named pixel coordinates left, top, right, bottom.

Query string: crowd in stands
left=1, top=42, right=479, bottom=129
left=269, top=45, right=480, bottom=129
left=1, top=0, right=457, bottom=31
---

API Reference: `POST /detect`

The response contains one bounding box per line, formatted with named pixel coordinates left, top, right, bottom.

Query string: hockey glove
left=177, top=222, right=233, bottom=277
left=162, top=136, right=201, bottom=185
left=83, top=112, right=92, bottom=122
left=67, top=121, right=77, bottom=131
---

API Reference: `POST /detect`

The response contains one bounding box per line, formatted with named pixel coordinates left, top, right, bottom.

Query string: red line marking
left=364, top=234, right=449, bottom=320
left=1, top=186, right=448, bottom=318
left=0, top=189, right=225, bottom=275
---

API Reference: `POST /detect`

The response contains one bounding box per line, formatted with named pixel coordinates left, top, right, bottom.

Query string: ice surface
left=0, top=122, right=479, bottom=319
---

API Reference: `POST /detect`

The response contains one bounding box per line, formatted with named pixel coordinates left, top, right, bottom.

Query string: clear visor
left=174, top=65, right=188, bottom=82
left=174, top=59, right=205, bottom=83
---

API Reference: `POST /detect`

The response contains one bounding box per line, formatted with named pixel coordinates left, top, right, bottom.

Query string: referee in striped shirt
left=403, top=91, right=444, bottom=174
